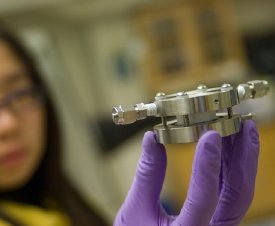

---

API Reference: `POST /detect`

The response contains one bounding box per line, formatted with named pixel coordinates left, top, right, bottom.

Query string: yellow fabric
left=0, top=202, right=70, bottom=226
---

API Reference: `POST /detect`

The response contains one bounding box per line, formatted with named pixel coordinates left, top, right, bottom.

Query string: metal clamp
left=112, top=80, right=270, bottom=144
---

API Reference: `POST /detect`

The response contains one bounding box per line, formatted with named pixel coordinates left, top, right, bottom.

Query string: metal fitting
left=237, top=80, right=269, bottom=100
left=112, top=103, right=157, bottom=125
left=112, top=105, right=138, bottom=125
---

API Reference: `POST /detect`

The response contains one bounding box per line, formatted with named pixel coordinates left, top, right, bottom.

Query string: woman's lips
left=0, top=148, right=27, bottom=169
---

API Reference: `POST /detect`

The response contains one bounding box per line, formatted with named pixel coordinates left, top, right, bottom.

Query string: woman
left=0, top=24, right=260, bottom=226
left=0, top=26, right=109, bottom=226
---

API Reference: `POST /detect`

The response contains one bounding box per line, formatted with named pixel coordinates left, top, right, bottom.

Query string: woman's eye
left=14, top=92, right=34, bottom=105
left=11, top=88, right=39, bottom=110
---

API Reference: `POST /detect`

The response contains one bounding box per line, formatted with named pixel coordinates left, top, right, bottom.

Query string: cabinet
left=133, top=0, right=246, bottom=96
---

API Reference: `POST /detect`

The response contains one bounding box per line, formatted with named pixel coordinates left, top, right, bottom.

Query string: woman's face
left=0, top=40, right=46, bottom=190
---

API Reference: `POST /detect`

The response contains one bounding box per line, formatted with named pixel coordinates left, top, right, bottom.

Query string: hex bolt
left=112, top=105, right=137, bottom=125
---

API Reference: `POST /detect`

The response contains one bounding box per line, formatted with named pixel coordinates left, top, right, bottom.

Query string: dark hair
left=0, top=25, right=109, bottom=226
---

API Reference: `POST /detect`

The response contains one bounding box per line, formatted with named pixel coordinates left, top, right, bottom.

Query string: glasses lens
left=10, top=87, right=42, bottom=112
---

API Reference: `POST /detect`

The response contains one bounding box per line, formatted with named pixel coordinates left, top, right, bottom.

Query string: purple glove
left=114, top=120, right=259, bottom=226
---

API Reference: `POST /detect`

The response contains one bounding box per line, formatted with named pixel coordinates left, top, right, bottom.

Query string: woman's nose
left=0, top=109, right=19, bottom=140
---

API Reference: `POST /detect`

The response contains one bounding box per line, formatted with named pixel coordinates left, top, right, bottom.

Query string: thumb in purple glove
left=114, top=130, right=222, bottom=226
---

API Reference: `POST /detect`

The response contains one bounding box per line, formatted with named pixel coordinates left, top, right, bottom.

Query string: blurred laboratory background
left=1, top=0, right=275, bottom=225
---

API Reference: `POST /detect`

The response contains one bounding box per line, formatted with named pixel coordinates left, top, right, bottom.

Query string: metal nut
left=248, top=80, right=269, bottom=98
left=112, top=105, right=137, bottom=125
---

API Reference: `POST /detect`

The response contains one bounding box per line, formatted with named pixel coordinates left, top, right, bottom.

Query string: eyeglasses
left=0, top=86, right=44, bottom=114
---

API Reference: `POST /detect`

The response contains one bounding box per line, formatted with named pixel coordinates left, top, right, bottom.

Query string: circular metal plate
left=157, top=88, right=240, bottom=116
left=154, top=115, right=242, bottom=144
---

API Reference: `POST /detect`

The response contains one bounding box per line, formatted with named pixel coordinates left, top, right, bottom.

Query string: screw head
left=197, top=84, right=207, bottom=90
left=177, top=91, right=186, bottom=97
left=155, top=92, right=166, bottom=100
left=222, top=83, right=231, bottom=88
left=156, top=92, right=165, bottom=97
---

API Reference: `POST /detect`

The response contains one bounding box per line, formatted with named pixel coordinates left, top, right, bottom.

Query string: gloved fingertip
left=143, top=130, right=156, bottom=142
left=242, top=120, right=259, bottom=149
left=139, top=131, right=167, bottom=170
left=199, top=130, right=222, bottom=149
left=194, top=131, right=222, bottom=172
left=142, top=131, right=165, bottom=151
left=177, top=131, right=221, bottom=225
left=131, top=131, right=166, bottom=206
left=242, top=119, right=256, bottom=130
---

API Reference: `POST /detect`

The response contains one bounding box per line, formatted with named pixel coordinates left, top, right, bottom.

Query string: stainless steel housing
left=112, top=80, right=269, bottom=144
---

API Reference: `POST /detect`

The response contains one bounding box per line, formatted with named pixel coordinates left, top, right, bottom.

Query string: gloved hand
left=114, top=120, right=259, bottom=226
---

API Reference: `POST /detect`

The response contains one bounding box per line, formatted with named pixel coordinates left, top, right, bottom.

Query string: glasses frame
left=0, top=86, right=45, bottom=114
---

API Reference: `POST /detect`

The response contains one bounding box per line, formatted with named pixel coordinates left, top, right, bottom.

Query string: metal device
left=112, top=80, right=269, bottom=144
